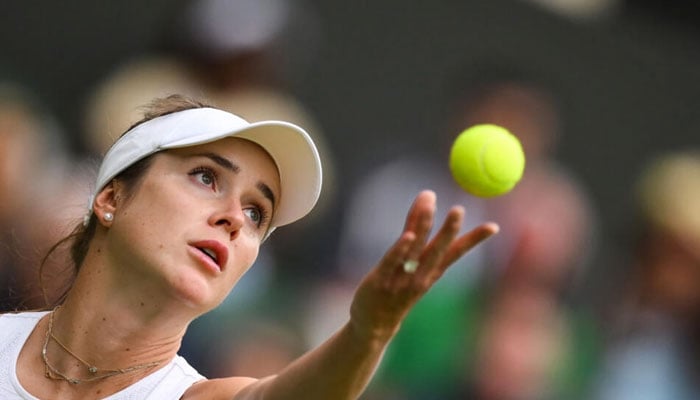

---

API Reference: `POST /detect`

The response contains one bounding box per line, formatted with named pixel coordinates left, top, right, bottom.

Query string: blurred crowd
left=2, top=1, right=700, bottom=399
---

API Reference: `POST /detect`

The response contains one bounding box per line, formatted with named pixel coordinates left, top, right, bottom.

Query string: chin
left=169, top=273, right=223, bottom=312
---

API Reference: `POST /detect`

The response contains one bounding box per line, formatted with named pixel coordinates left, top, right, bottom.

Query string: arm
left=194, top=191, right=498, bottom=400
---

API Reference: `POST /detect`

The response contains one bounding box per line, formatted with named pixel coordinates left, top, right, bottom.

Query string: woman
left=0, top=95, right=498, bottom=399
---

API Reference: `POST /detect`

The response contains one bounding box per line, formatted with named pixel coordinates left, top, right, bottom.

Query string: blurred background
left=1, top=0, right=700, bottom=399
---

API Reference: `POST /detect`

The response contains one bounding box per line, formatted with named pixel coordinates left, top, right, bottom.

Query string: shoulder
left=181, top=376, right=263, bottom=400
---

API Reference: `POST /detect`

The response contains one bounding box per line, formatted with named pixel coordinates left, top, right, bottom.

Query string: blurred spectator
left=450, top=62, right=600, bottom=400
left=0, top=82, right=76, bottom=311
left=455, top=171, right=600, bottom=400
left=178, top=287, right=308, bottom=380
left=457, top=72, right=596, bottom=292
left=593, top=150, right=700, bottom=400
left=311, top=60, right=601, bottom=399
left=461, top=283, right=569, bottom=400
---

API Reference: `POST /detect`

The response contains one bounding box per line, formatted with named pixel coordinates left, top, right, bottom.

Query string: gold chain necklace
left=42, top=306, right=163, bottom=385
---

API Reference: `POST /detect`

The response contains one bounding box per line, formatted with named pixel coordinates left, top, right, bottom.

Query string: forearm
left=234, top=320, right=392, bottom=400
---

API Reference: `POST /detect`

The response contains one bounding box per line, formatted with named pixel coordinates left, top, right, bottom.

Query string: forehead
left=177, top=136, right=267, bottom=154
left=167, top=137, right=280, bottom=187
left=171, top=136, right=272, bottom=160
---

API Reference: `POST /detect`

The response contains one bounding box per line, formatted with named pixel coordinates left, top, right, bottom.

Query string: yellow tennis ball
left=449, top=124, right=525, bottom=197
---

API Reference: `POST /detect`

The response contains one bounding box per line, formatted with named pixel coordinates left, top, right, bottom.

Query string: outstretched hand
left=349, top=190, right=499, bottom=342
left=222, top=191, right=498, bottom=400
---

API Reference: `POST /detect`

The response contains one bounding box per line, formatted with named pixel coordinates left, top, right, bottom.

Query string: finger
left=403, top=191, right=436, bottom=263
left=402, top=190, right=436, bottom=233
left=376, top=231, right=416, bottom=278
left=415, top=205, right=464, bottom=280
left=440, top=222, right=499, bottom=268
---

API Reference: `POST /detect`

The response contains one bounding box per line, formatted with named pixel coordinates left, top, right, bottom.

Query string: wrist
left=346, top=316, right=399, bottom=349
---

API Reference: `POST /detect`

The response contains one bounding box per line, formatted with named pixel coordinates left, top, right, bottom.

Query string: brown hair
left=40, top=95, right=213, bottom=307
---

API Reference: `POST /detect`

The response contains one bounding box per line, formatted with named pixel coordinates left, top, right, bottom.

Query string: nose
left=209, top=200, right=245, bottom=240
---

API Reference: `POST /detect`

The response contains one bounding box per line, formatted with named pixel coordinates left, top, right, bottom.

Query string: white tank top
left=0, top=311, right=205, bottom=399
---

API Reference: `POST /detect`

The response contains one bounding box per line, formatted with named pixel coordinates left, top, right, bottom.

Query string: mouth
left=199, top=248, right=218, bottom=264
left=189, top=240, right=228, bottom=272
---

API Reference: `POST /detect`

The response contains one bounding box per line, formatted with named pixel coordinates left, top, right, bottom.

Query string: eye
left=244, top=205, right=270, bottom=228
left=244, top=208, right=261, bottom=224
left=189, top=167, right=218, bottom=189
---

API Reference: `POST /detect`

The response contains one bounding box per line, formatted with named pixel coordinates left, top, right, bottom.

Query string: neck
left=19, top=302, right=179, bottom=399
left=48, top=299, right=182, bottom=367
left=39, top=280, right=187, bottom=392
left=49, top=248, right=200, bottom=378
left=18, top=242, right=216, bottom=400
left=42, top=306, right=164, bottom=385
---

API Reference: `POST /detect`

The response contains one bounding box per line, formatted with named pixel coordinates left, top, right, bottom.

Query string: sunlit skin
left=102, top=137, right=280, bottom=314
left=14, top=136, right=499, bottom=400
left=16, top=137, right=280, bottom=400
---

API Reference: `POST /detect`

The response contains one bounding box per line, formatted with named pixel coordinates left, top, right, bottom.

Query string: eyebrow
left=199, top=152, right=239, bottom=173
left=196, top=152, right=276, bottom=206
left=257, top=182, right=276, bottom=209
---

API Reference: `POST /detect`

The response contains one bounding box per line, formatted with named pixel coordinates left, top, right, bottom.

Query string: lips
left=189, top=240, right=228, bottom=273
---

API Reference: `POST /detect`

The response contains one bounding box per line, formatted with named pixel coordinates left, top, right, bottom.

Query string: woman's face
left=105, top=137, right=280, bottom=311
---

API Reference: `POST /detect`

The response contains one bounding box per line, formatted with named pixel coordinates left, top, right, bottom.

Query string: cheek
left=237, top=239, right=260, bottom=271
left=117, top=207, right=168, bottom=249
left=110, top=212, right=170, bottom=266
left=114, top=188, right=192, bottom=254
left=122, top=176, right=195, bottom=225
left=226, top=239, right=261, bottom=285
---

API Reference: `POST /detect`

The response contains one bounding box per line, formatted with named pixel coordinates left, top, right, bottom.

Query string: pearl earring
left=104, top=212, right=114, bottom=222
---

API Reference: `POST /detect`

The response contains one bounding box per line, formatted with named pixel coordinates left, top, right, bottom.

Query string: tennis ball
left=449, top=124, right=525, bottom=197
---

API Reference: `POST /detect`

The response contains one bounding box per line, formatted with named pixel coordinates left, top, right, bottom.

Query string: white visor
left=88, top=107, right=322, bottom=228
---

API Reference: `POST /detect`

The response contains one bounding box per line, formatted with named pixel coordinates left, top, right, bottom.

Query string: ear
left=93, top=181, right=120, bottom=227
